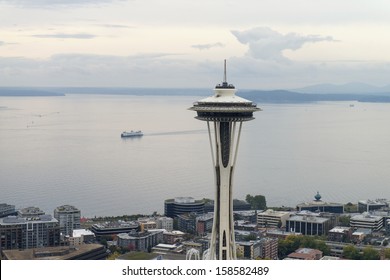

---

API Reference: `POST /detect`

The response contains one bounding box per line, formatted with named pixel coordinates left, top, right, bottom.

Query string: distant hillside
left=239, top=89, right=390, bottom=103
left=294, top=82, right=390, bottom=95
left=0, top=88, right=64, bottom=96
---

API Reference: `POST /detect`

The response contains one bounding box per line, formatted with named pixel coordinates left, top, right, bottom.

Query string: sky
left=1, top=0, right=390, bottom=89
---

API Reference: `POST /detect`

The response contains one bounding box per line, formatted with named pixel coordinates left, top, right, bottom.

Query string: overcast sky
left=1, top=0, right=390, bottom=89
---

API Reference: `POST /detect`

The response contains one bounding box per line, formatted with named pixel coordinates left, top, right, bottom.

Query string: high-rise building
left=0, top=215, right=60, bottom=250
left=54, top=205, right=81, bottom=237
left=189, top=60, right=259, bottom=260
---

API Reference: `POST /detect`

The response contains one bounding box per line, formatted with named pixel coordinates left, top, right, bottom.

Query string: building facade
left=117, top=230, right=164, bottom=252
left=157, top=217, right=174, bottom=231
left=358, top=199, right=388, bottom=213
left=164, top=197, right=205, bottom=218
left=296, top=193, right=344, bottom=214
left=54, top=205, right=81, bottom=236
left=0, top=215, right=60, bottom=250
left=327, top=226, right=352, bottom=243
left=350, top=213, right=383, bottom=231
left=257, top=210, right=291, bottom=228
left=286, top=215, right=331, bottom=236
left=0, top=203, right=16, bottom=218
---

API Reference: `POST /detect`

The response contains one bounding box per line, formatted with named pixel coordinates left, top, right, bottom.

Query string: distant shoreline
left=1, top=86, right=390, bottom=103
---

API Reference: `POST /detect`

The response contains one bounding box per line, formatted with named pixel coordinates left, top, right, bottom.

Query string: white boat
left=121, top=130, right=143, bottom=137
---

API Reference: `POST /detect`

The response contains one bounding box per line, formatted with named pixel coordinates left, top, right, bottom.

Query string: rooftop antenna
left=223, top=59, right=227, bottom=85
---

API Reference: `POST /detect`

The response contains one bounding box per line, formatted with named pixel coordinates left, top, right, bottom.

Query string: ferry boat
left=121, top=130, right=143, bottom=137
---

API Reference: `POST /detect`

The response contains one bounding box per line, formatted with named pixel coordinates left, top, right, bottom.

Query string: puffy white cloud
left=231, top=27, right=335, bottom=61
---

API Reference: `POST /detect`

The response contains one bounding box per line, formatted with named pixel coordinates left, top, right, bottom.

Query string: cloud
left=31, top=33, right=96, bottom=39
left=191, top=42, right=225, bottom=50
left=231, top=27, right=335, bottom=62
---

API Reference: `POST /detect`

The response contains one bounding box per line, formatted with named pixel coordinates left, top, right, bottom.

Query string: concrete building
left=177, top=213, right=197, bottom=234
left=257, top=210, right=291, bottom=228
left=0, top=203, right=16, bottom=218
left=18, top=206, right=45, bottom=218
left=156, top=216, right=173, bottom=231
left=196, top=213, right=213, bottom=235
left=117, top=230, right=164, bottom=252
left=286, top=214, right=331, bottom=236
left=0, top=215, right=60, bottom=250
left=204, top=199, right=251, bottom=213
left=189, top=60, right=259, bottom=260
left=54, top=205, right=81, bottom=237
left=164, top=197, right=205, bottom=218
left=91, top=221, right=139, bottom=240
left=237, top=241, right=262, bottom=260
left=350, top=213, right=383, bottom=231
left=296, top=192, right=344, bottom=214
left=265, top=229, right=302, bottom=240
left=286, top=248, right=323, bottom=260
left=163, top=230, right=185, bottom=244
left=327, top=226, right=352, bottom=243
left=358, top=199, right=388, bottom=213
left=2, top=244, right=107, bottom=260
left=68, top=229, right=95, bottom=247
left=258, top=238, right=278, bottom=260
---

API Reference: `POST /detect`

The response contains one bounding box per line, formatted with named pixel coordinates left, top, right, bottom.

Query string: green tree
left=361, top=246, right=380, bottom=260
left=384, top=248, right=390, bottom=260
left=343, top=245, right=360, bottom=260
left=338, top=215, right=351, bottom=227
left=245, top=194, right=267, bottom=210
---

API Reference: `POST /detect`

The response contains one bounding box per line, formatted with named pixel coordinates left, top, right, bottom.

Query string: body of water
left=1, top=92, right=390, bottom=217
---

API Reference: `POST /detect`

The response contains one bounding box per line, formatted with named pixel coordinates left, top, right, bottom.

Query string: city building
left=0, top=203, right=16, bottom=218
left=90, top=221, right=139, bottom=240
left=163, top=230, right=185, bottom=244
left=286, top=248, right=323, bottom=260
left=117, top=230, right=164, bottom=252
left=68, top=229, right=95, bottom=247
left=350, top=213, right=383, bottom=231
left=296, top=192, right=344, bottom=214
left=177, top=213, right=197, bottom=234
left=189, top=60, right=259, bottom=260
left=137, top=219, right=157, bottom=232
left=2, top=244, right=107, bottom=260
left=0, top=215, right=60, bottom=250
left=327, top=226, right=353, bottom=243
left=358, top=199, right=389, bottom=213
left=164, top=197, right=205, bottom=218
left=258, top=238, right=278, bottom=260
left=234, top=210, right=258, bottom=224
left=386, top=220, right=390, bottom=235
left=204, top=199, right=251, bottom=213
left=53, top=205, right=81, bottom=237
left=196, top=213, right=213, bottom=235
left=257, top=209, right=291, bottom=228
left=236, top=241, right=262, bottom=260
left=18, top=206, right=45, bottom=218
left=265, top=229, right=302, bottom=240
left=286, top=214, right=331, bottom=236
left=351, top=228, right=372, bottom=243
left=156, top=216, right=173, bottom=231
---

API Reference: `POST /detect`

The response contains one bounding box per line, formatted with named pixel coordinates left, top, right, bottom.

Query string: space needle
left=189, top=60, right=260, bottom=260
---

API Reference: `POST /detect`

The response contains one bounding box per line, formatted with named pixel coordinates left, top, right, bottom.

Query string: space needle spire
left=189, top=60, right=260, bottom=260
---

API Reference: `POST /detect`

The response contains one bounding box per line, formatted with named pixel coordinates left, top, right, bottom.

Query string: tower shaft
left=207, top=120, right=242, bottom=260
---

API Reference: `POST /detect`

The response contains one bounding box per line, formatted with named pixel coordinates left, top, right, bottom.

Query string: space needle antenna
left=223, top=59, right=227, bottom=83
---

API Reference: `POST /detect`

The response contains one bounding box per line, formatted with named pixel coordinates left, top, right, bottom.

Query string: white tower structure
left=189, top=60, right=260, bottom=260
